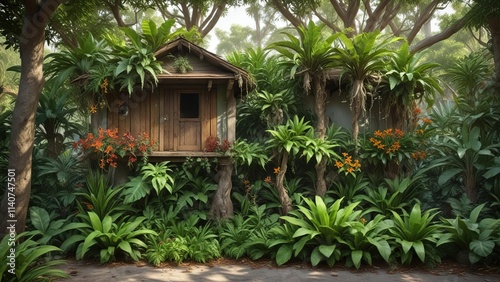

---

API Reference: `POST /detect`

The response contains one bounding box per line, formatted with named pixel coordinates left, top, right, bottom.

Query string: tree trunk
left=488, top=15, right=500, bottom=87
left=0, top=0, right=61, bottom=237
left=313, top=74, right=328, bottom=196
left=209, top=158, right=234, bottom=219
left=276, top=152, right=292, bottom=215
left=315, top=158, right=327, bottom=197
left=351, top=80, right=364, bottom=143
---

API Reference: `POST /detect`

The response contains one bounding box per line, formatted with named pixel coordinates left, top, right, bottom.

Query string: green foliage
left=279, top=196, right=362, bottom=267
left=381, top=41, right=442, bottom=114
left=122, top=161, right=175, bottom=203
left=172, top=55, right=193, bottom=73
left=438, top=204, right=500, bottom=264
left=387, top=204, right=444, bottom=266
left=35, top=86, right=84, bottom=156
left=145, top=231, right=189, bottom=266
left=333, top=31, right=401, bottom=139
left=342, top=215, right=392, bottom=269
left=37, top=150, right=85, bottom=188
left=266, top=115, right=339, bottom=165
left=433, top=125, right=499, bottom=203
left=268, top=21, right=338, bottom=92
left=230, top=139, right=269, bottom=169
left=77, top=171, right=127, bottom=219
left=360, top=174, right=423, bottom=217
left=0, top=232, right=68, bottom=282
left=329, top=173, right=369, bottom=204
left=63, top=212, right=156, bottom=263
left=146, top=215, right=220, bottom=264
left=28, top=206, right=70, bottom=245
left=218, top=205, right=279, bottom=260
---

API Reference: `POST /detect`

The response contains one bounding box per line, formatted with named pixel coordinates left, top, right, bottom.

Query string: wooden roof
left=154, top=38, right=253, bottom=91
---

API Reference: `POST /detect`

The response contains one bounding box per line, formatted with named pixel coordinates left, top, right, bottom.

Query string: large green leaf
left=470, top=239, right=495, bottom=258
left=29, top=207, right=50, bottom=233
left=121, top=176, right=152, bottom=204
left=319, top=244, right=336, bottom=258
left=275, top=244, right=292, bottom=266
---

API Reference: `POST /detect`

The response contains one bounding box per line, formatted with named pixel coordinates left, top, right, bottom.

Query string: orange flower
left=374, top=130, right=383, bottom=137
left=89, top=104, right=97, bottom=114
left=395, top=129, right=404, bottom=138
left=421, top=118, right=433, bottom=124
left=99, top=158, right=105, bottom=169
left=104, top=145, right=113, bottom=154
left=273, top=167, right=280, bottom=174
left=264, top=176, right=272, bottom=183
left=413, top=108, right=422, bottom=115
left=335, top=161, right=343, bottom=168
left=92, top=139, right=103, bottom=150
left=243, top=180, right=250, bottom=186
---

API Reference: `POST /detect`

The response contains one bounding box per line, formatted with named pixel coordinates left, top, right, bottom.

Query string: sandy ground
left=55, top=259, right=500, bottom=282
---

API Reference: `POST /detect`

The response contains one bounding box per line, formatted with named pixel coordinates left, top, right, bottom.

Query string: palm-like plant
left=381, top=41, right=442, bottom=130
left=36, top=86, right=83, bottom=157
left=333, top=31, right=401, bottom=142
left=268, top=21, right=339, bottom=197
left=266, top=116, right=312, bottom=214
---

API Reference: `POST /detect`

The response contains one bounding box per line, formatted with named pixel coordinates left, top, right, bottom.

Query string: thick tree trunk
left=209, top=158, right=234, bottom=219
left=276, top=152, right=292, bottom=215
left=0, top=0, right=61, bottom=237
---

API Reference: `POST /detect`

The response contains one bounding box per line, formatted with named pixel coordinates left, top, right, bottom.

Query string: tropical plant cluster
left=1, top=17, right=500, bottom=281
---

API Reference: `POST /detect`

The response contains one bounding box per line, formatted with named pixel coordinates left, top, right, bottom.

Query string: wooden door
left=174, top=91, right=202, bottom=151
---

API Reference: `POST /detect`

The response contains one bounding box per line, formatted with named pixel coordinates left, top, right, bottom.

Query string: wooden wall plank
left=210, top=87, right=217, bottom=139
left=150, top=90, right=160, bottom=151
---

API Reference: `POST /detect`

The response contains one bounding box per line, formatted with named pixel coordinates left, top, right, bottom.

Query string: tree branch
left=406, top=0, right=441, bottom=44
left=200, top=4, right=226, bottom=37
left=271, top=0, right=304, bottom=28
left=313, top=8, right=341, bottom=32
left=410, top=16, right=468, bottom=54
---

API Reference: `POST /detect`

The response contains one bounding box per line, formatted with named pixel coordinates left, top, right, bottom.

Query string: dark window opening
left=180, top=93, right=199, bottom=118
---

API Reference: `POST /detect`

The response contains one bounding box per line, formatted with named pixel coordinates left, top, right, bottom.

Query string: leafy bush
left=77, top=171, right=127, bottom=219
left=121, top=161, right=175, bottom=203
left=438, top=203, right=500, bottom=264
left=218, top=205, right=279, bottom=260
left=341, top=214, right=392, bottom=269
left=0, top=232, right=68, bottom=282
left=278, top=196, right=362, bottom=267
left=62, top=212, right=156, bottom=263
left=146, top=215, right=220, bottom=264
left=28, top=206, right=70, bottom=245
left=387, top=204, right=444, bottom=266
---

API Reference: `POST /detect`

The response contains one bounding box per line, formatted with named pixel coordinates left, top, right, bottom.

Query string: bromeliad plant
left=278, top=196, right=362, bottom=267
left=74, top=127, right=156, bottom=169
left=387, top=204, right=445, bottom=266
left=62, top=212, right=156, bottom=263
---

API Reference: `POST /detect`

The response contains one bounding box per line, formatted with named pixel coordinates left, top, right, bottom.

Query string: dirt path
left=55, top=259, right=500, bottom=282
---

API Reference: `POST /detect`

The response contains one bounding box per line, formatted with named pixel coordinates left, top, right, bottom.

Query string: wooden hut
left=98, top=38, right=251, bottom=158
left=95, top=38, right=252, bottom=218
